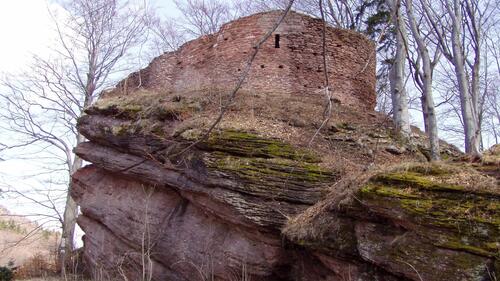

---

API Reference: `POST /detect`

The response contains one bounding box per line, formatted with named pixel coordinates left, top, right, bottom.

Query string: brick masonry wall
left=116, top=11, right=376, bottom=110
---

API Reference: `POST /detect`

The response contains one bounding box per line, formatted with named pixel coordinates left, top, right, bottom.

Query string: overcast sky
left=0, top=0, right=179, bottom=73
left=0, top=0, right=181, bottom=226
left=0, top=1, right=54, bottom=73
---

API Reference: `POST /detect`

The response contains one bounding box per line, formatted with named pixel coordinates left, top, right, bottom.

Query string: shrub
left=0, top=266, right=13, bottom=281
left=13, top=253, right=56, bottom=279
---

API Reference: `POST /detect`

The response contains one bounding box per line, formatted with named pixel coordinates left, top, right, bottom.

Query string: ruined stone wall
left=116, top=11, right=376, bottom=109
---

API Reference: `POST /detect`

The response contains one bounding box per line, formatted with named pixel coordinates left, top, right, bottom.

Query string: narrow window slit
left=275, top=34, right=280, bottom=48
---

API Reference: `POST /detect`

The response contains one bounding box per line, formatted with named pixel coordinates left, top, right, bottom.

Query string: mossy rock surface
left=87, top=90, right=201, bottom=121
left=358, top=163, right=499, bottom=259
left=82, top=104, right=339, bottom=207
left=184, top=129, right=339, bottom=204
left=196, top=129, right=321, bottom=162
left=356, top=222, right=493, bottom=281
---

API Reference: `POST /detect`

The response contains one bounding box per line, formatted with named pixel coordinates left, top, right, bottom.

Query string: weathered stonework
left=111, top=11, right=376, bottom=109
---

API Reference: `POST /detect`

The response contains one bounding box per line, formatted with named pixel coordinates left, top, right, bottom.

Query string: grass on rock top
left=89, top=89, right=203, bottom=121
left=359, top=162, right=499, bottom=258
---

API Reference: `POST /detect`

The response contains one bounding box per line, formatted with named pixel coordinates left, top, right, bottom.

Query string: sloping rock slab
left=73, top=165, right=289, bottom=280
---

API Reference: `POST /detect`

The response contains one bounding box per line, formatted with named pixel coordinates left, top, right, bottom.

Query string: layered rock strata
left=72, top=10, right=499, bottom=281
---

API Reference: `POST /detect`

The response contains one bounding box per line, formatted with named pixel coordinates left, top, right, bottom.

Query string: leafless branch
left=173, top=1, right=296, bottom=156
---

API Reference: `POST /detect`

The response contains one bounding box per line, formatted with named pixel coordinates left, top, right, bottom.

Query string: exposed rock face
left=284, top=164, right=499, bottom=281
left=72, top=11, right=498, bottom=281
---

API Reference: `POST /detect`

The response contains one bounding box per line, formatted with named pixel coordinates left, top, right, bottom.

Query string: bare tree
left=420, top=0, right=499, bottom=156
left=481, top=35, right=500, bottom=146
left=146, top=16, right=187, bottom=55
left=0, top=0, right=150, bottom=274
left=174, top=0, right=233, bottom=36
left=387, top=0, right=411, bottom=139
left=404, top=0, right=441, bottom=160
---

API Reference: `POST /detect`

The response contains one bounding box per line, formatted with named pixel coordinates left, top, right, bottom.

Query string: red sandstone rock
left=71, top=10, right=496, bottom=281
left=73, top=166, right=288, bottom=280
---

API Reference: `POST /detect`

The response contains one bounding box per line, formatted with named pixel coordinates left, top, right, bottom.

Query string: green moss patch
left=436, top=238, right=499, bottom=258
left=373, top=172, right=465, bottom=192
left=359, top=163, right=500, bottom=258
left=182, top=129, right=340, bottom=204
left=87, top=90, right=202, bottom=121
left=206, top=154, right=336, bottom=204
left=209, top=154, right=334, bottom=182
left=374, top=162, right=498, bottom=196
left=197, top=129, right=321, bottom=162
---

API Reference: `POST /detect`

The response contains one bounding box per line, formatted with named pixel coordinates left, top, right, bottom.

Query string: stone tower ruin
left=114, top=11, right=376, bottom=109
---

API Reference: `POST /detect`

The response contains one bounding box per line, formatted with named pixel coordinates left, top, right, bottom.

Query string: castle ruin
left=116, top=11, right=376, bottom=109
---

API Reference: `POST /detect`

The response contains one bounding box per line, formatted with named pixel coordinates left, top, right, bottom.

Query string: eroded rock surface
left=284, top=164, right=499, bottom=281
left=72, top=10, right=498, bottom=281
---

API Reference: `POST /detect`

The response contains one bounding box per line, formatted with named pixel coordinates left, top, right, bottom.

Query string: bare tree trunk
left=421, top=95, right=430, bottom=133
left=387, top=0, right=411, bottom=140
left=61, top=132, right=85, bottom=275
left=464, top=0, right=483, bottom=155
left=62, top=199, right=77, bottom=254
left=405, top=0, right=440, bottom=160
left=421, top=78, right=440, bottom=161
left=61, top=196, right=77, bottom=275
left=448, top=0, right=480, bottom=156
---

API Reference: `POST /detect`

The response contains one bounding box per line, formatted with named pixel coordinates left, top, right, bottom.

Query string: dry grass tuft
left=282, top=170, right=374, bottom=243
left=388, top=161, right=498, bottom=194
left=482, top=144, right=500, bottom=166
left=283, top=160, right=498, bottom=244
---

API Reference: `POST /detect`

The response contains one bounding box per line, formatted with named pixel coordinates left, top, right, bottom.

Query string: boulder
left=71, top=10, right=496, bottom=281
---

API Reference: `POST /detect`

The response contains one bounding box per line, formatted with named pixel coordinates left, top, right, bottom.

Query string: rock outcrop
left=71, top=11, right=499, bottom=281
left=284, top=162, right=499, bottom=281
